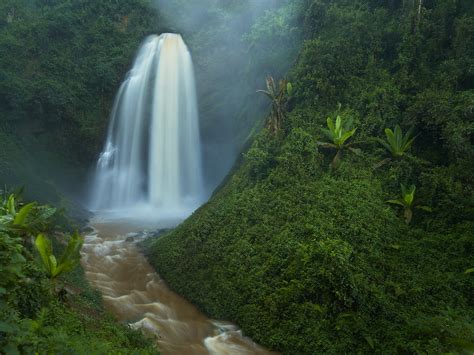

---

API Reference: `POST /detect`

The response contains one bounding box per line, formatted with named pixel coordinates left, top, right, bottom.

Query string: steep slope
left=147, top=1, right=474, bottom=353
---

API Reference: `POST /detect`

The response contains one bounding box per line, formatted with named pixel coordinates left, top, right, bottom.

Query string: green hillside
left=147, top=1, right=474, bottom=353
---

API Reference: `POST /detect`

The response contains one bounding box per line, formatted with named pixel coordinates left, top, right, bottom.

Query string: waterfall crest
left=91, top=34, right=204, bottom=217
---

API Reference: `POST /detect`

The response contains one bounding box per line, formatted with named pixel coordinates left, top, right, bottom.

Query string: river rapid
left=81, top=218, right=274, bottom=355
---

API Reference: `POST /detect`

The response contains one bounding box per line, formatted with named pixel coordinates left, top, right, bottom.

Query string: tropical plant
left=0, top=194, right=56, bottom=236
left=1, top=194, right=35, bottom=227
left=386, top=184, right=431, bottom=224
left=0, top=193, right=36, bottom=298
left=0, top=231, right=26, bottom=296
left=34, top=232, right=83, bottom=285
left=379, top=125, right=416, bottom=157
left=317, top=115, right=360, bottom=169
left=257, top=75, right=292, bottom=134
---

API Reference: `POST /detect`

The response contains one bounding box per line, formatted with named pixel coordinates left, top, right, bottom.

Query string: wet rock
left=125, top=232, right=140, bottom=242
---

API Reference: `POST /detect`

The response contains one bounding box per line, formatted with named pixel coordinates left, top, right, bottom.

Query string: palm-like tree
left=380, top=125, right=416, bottom=158
left=375, top=125, right=416, bottom=168
left=317, top=115, right=360, bottom=169
left=386, top=184, right=431, bottom=224
left=257, top=76, right=292, bottom=135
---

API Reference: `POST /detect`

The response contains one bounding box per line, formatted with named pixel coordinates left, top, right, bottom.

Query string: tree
left=375, top=125, right=416, bottom=168
left=381, top=125, right=416, bottom=158
left=317, top=115, right=360, bottom=169
left=386, top=184, right=431, bottom=224
left=257, top=75, right=292, bottom=135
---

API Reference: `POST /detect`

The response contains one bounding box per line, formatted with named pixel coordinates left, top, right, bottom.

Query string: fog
left=152, top=0, right=292, bottom=194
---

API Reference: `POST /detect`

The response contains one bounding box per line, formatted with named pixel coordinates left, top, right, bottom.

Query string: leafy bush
left=35, top=232, right=83, bottom=289
left=379, top=125, right=416, bottom=158
left=0, top=193, right=158, bottom=354
left=386, top=184, right=431, bottom=224
left=317, top=115, right=360, bottom=169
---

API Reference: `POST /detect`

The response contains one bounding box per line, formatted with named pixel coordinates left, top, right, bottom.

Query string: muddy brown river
left=81, top=219, right=273, bottom=355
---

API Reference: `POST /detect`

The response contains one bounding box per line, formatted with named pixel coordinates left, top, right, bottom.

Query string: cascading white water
left=86, top=34, right=274, bottom=355
left=91, top=34, right=204, bottom=217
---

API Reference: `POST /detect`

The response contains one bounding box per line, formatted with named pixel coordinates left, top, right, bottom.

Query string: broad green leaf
left=286, top=82, right=293, bottom=96
left=416, top=205, right=432, bottom=212
left=340, top=129, right=356, bottom=145
left=6, top=195, right=15, bottom=215
left=403, top=136, right=416, bottom=151
left=321, top=128, right=334, bottom=141
left=464, top=268, right=474, bottom=274
left=403, top=126, right=415, bottom=147
left=385, top=128, right=396, bottom=150
left=49, top=255, right=57, bottom=273
left=335, top=116, right=342, bottom=133
left=404, top=185, right=416, bottom=206
left=327, top=117, right=335, bottom=133
left=404, top=192, right=415, bottom=206
left=382, top=125, right=415, bottom=157
left=13, top=202, right=36, bottom=226
left=35, top=234, right=54, bottom=276
left=386, top=199, right=405, bottom=207
left=58, top=232, right=83, bottom=268
left=394, top=125, right=403, bottom=149
left=400, top=184, right=407, bottom=196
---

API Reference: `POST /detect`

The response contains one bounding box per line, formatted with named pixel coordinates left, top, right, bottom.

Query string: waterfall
left=91, top=34, right=204, bottom=217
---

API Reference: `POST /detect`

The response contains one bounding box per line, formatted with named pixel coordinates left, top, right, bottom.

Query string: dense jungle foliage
left=0, top=0, right=297, bottom=199
left=0, top=1, right=298, bottom=353
left=0, top=190, right=158, bottom=353
left=147, top=0, right=474, bottom=353
left=0, top=0, right=161, bottom=202
left=1, top=0, right=473, bottom=353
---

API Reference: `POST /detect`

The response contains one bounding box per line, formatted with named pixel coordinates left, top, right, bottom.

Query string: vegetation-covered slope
left=0, top=0, right=161, bottom=202
left=156, top=0, right=304, bottom=188
left=0, top=2, right=164, bottom=353
left=0, top=0, right=160, bottom=162
left=147, top=1, right=474, bottom=353
left=0, top=192, right=158, bottom=354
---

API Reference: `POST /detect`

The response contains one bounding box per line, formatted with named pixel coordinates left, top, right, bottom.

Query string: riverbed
left=81, top=219, right=273, bottom=355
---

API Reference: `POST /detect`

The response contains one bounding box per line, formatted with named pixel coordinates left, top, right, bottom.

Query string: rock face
left=125, top=235, right=136, bottom=243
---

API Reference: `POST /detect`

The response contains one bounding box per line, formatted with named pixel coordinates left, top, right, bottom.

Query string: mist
left=151, top=0, right=297, bottom=193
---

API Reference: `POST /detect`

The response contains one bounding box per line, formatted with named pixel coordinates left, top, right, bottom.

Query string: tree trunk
left=417, top=0, right=423, bottom=23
